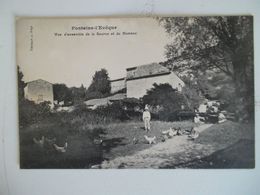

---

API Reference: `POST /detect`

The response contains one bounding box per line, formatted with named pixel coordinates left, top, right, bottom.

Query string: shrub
left=142, top=83, right=188, bottom=121
left=19, top=99, right=52, bottom=127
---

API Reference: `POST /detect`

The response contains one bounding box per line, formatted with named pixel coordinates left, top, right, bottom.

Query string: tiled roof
left=126, top=63, right=170, bottom=80
left=85, top=93, right=126, bottom=106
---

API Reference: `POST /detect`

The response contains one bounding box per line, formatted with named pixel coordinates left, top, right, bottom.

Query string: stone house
left=110, top=77, right=126, bottom=94
left=24, top=79, right=54, bottom=107
left=110, top=63, right=185, bottom=99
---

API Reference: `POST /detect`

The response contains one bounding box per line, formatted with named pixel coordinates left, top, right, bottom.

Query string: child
left=143, top=104, right=151, bottom=132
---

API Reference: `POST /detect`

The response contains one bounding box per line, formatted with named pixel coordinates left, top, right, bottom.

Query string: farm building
left=126, top=63, right=184, bottom=98
left=110, top=63, right=185, bottom=98
left=85, top=93, right=126, bottom=109
left=24, top=79, right=54, bottom=107
left=110, top=77, right=126, bottom=93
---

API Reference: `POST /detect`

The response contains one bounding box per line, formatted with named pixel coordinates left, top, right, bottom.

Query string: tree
left=143, top=83, right=187, bottom=121
left=158, top=16, right=254, bottom=120
left=53, top=83, right=72, bottom=104
left=86, top=69, right=111, bottom=99
left=17, top=66, right=27, bottom=101
left=70, top=84, right=86, bottom=103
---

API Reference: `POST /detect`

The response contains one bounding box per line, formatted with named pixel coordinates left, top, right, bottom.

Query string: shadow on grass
left=101, top=137, right=127, bottom=153
left=161, top=139, right=254, bottom=169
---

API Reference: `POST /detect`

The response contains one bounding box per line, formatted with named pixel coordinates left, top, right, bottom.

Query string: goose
left=53, top=142, right=68, bottom=153
left=144, top=135, right=156, bottom=144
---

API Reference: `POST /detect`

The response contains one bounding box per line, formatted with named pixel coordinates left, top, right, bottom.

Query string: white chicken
left=33, top=136, right=45, bottom=147
left=144, top=135, right=156, bottom=144
left=93, top=138, right=103, bottom=145
left=53, top=142, right=68, bottom=153
left=162, top=128, right=177, bottom=138
left=132, top=137, right=138, bottom=144
left=188, top=127, right=199, bottom=140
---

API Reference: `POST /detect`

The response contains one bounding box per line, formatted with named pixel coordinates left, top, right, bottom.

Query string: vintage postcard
left=16, top=16, right=254, bottom=169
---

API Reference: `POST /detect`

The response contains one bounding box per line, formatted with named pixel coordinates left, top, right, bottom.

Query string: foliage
left=19, top=99, right=52, bottom=127
left=142, top=83, right=187, bottom=121
left=17, top=66, right=27, bottom=101
left=70, top=84, right=87, bottom=103
left=85, top=91, right=105, bottom=100
left=53, top=83, right=72, bottom=104
left=86, top=69, right=111, bottom=99
left=158, top=16, right=254, bottom=120
left=181, top=85, right=203, bottom=109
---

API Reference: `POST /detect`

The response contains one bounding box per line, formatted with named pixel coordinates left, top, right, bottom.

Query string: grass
left=99, top=120, right=194, bottom=160
left=19, top=112, right=194, bottom=168
left=161, top=121, right=255, bottom=168
left=20, top=110, right=254, bottom=169
left=20, top=114, right=104, bottom=168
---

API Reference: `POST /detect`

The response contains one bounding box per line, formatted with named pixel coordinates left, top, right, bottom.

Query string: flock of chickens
left=133, top=127, right=199, bottom=144
left=137, top=126, right=199, bottom=145
left=33, top=136, right=68, bottom=153
left=32, top=127, right=199, bottom=152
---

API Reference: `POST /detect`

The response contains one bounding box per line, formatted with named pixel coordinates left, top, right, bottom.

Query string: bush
left=142, top=83, right=188, bottom=121
left=19, top=99, right=52, bottom=127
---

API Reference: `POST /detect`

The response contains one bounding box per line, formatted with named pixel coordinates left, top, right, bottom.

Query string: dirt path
left=100, top=124, right=214, bottom=168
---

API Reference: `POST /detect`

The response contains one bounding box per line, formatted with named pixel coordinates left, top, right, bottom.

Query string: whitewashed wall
left=110, top=79, right=126, bottom=93
left=126, top=72, right=184, bottom=98
left=24, top=80, right=54, bottom=105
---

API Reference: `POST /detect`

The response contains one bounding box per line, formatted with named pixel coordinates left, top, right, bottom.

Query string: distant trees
left=70, top=84, right=86, bottom=103
left=158, top=16, right=254, bottom=120
left=86, top=69, right=111, bottom=100
left=53, top=84, right=72, bottom=104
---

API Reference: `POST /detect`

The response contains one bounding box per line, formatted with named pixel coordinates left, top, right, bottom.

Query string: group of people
left=194, top=100, right=227, bottom=124
left=142, top=102, right=227, bottom=132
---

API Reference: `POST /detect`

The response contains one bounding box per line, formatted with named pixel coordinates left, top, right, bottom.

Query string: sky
left=16, top=17, right=171, bottom=88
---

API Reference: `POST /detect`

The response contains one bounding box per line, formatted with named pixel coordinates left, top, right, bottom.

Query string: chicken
left=132, top=137, right=138, bottom=144
left=162, top=128, right=177, bottom=138
left=144, top=135, right=156, bottom=144
left=53, top=142, right=68, bottom=153
left=188, top=127, right=199, bottom=140
left=93, top=138, right=103, bottom=145
left=33, top=136, right=45, bottom=147
left=176, top=127, right=183, bottom=135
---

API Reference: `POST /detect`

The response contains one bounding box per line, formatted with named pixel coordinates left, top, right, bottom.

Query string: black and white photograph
left=16, top=16, right=254, bottom=169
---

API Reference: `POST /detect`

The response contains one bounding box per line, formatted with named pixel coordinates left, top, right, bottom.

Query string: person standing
left=143, top=104, right=151, bottom=132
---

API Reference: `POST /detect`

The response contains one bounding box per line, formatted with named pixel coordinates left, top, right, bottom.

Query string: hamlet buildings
left=110, top=63, right=185, bottom=98
left=24, top=79, right=54, bottom=107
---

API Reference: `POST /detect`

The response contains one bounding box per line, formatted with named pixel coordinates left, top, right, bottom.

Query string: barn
left=110, top=77, right=126, bottom=93
left=24, top=79, right=54, bottom=107
left=110, top=63, right=185, bottom=99
left=126, top=63, right=184, bottom=98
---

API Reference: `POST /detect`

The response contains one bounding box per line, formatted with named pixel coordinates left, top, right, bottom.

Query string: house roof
left=110, top=77, right=125, bottom=82
left=126, top=63, right=171, bottom=81
left=85, top=93, right=126, bottom=106
left=26, top=79, right=52, bottom=85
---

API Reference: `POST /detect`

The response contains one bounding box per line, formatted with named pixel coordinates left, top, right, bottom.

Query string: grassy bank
left=19, top=110, right=194, bottom=168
